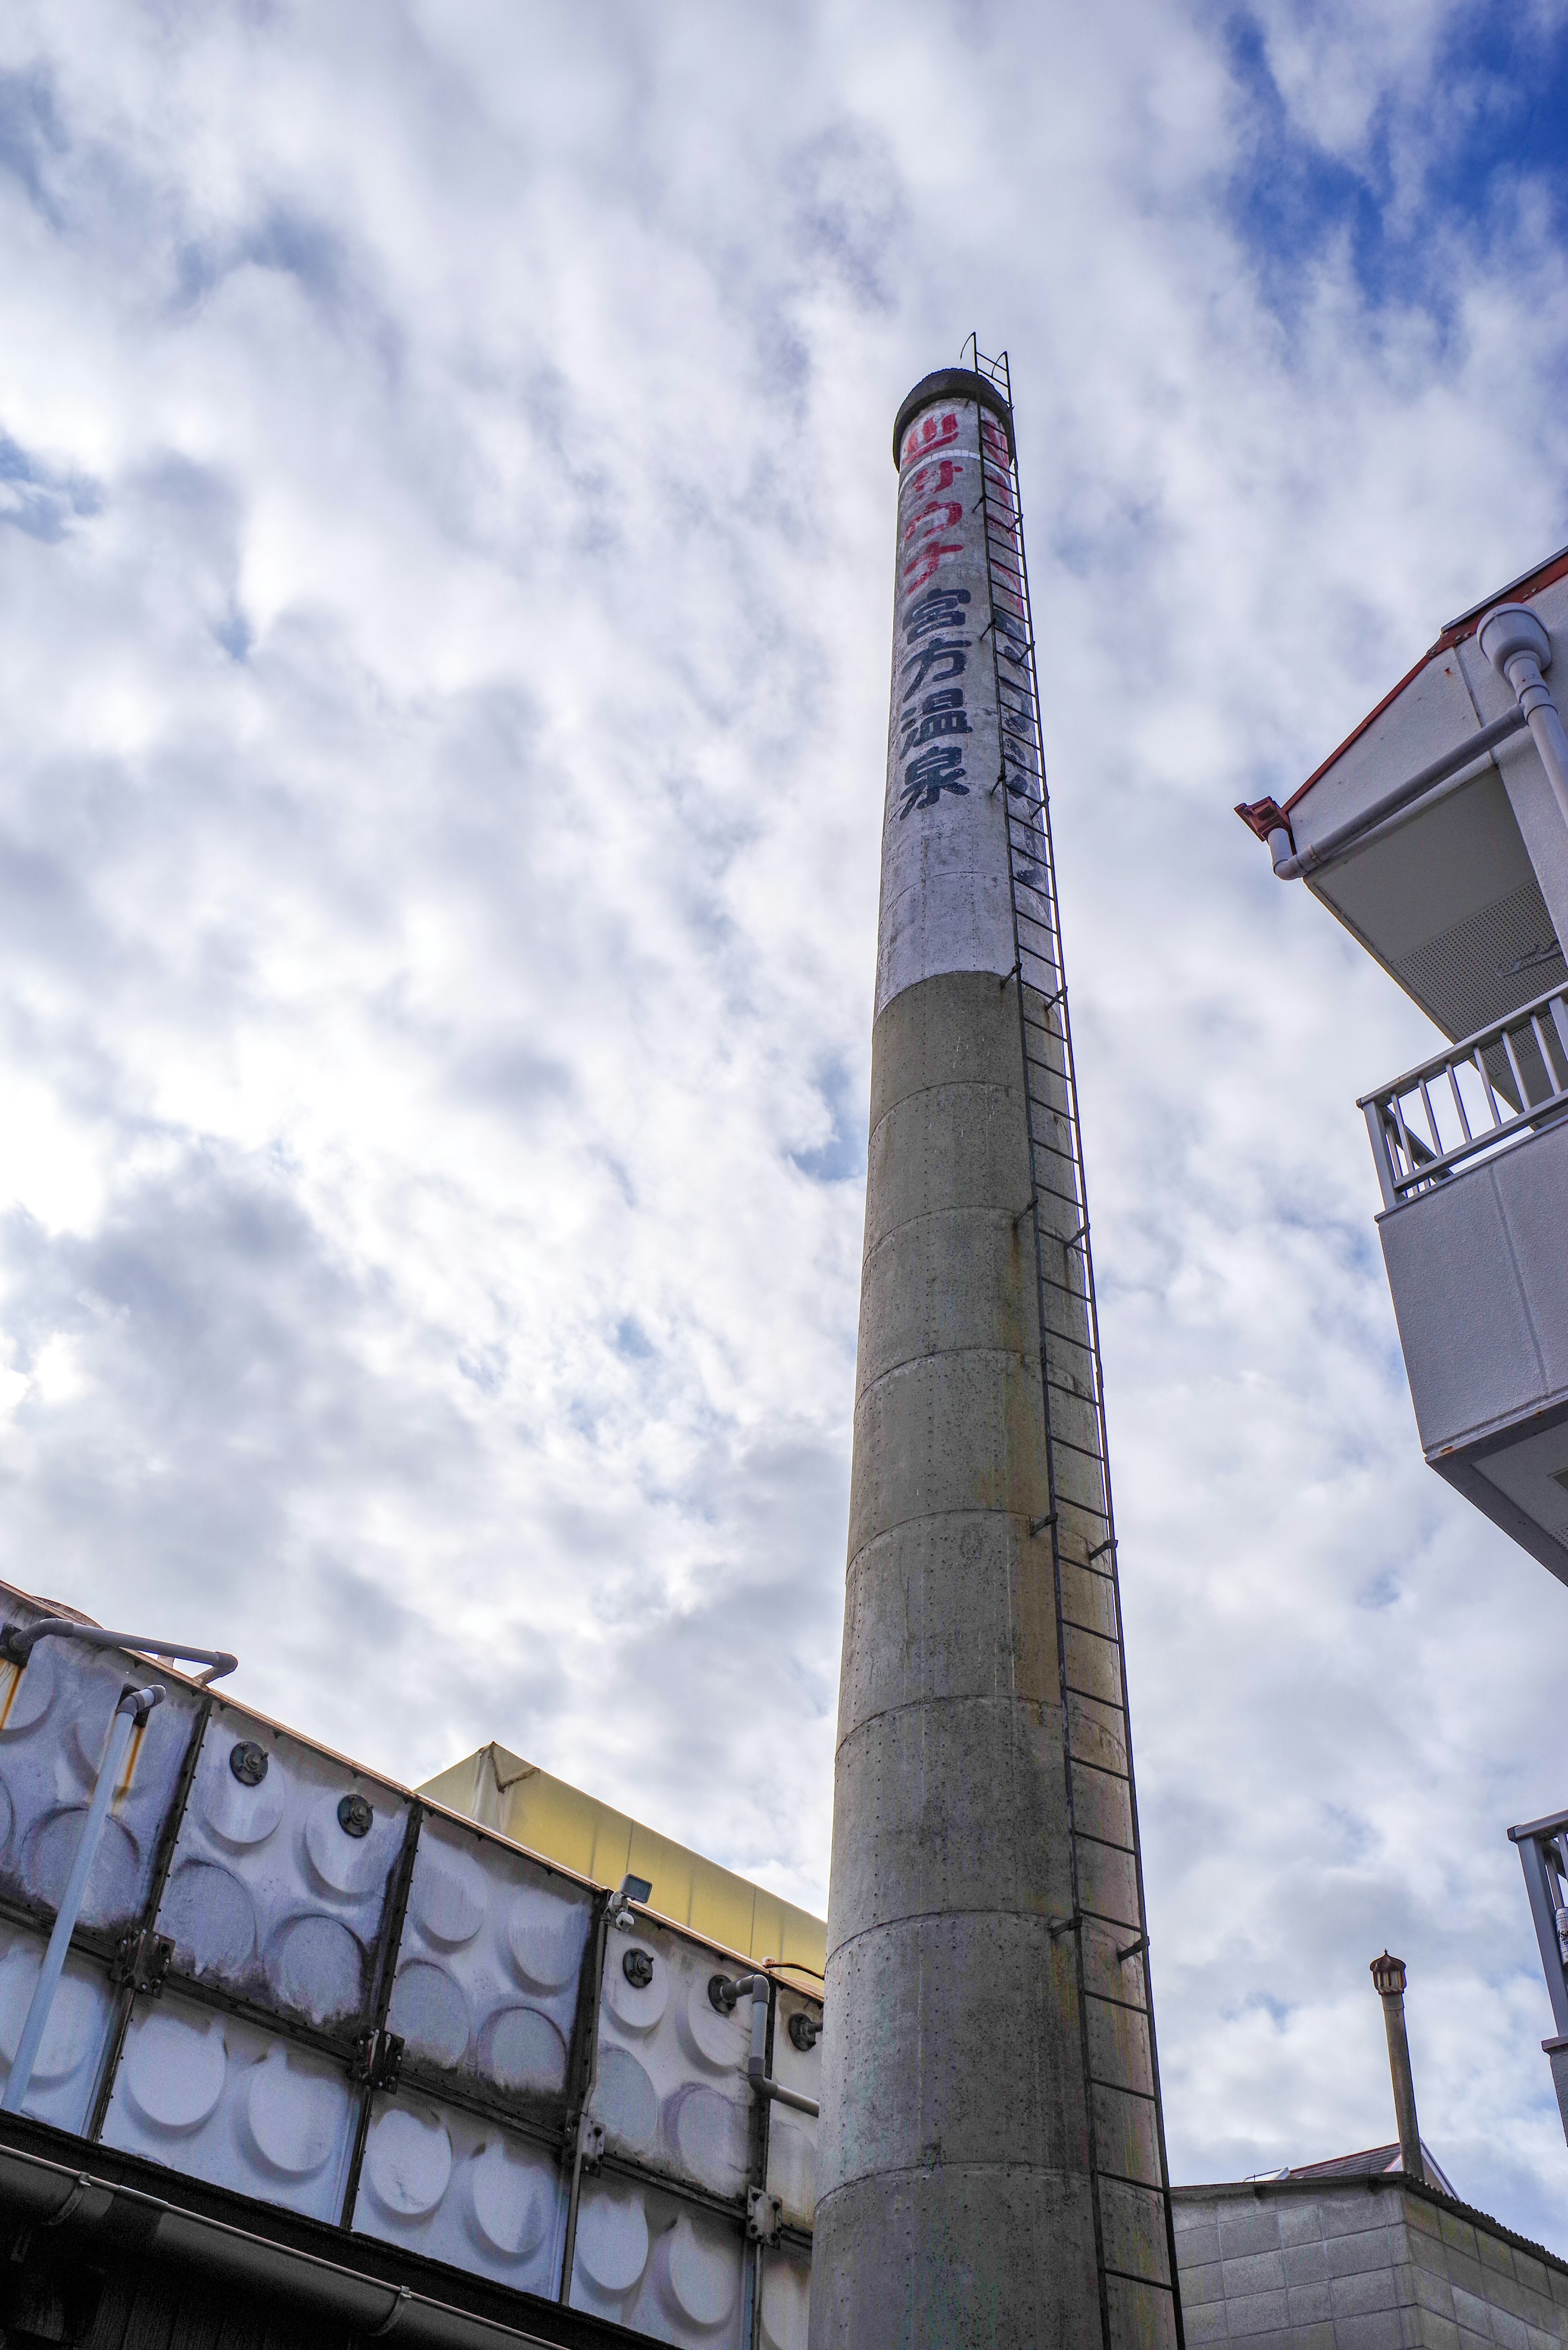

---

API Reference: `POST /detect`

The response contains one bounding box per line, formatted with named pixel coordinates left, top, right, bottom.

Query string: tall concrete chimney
left=809, top=356, right=1181, bottom=2349
left=1370, top=1951, right=1425, bottom=2183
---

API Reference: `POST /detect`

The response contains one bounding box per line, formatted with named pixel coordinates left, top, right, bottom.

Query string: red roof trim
left=1275, top=543, right=1568, bottom=819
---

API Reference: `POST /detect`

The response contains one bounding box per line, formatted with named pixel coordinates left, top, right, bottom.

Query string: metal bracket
left=40, top=2174, right=91, bottom=2231
left=999, top=959, right=1022, bottom=995
left=108, top=1927, right=173, bottom=1998
left=1029, top=1514, right=1056, bottom=1537
left=352, top=2028, right=405, bottom=2093
left=746, top=2187, right=783, bottom=2247
left=1047, top=1914, right=1080, bottom=1940
left=1087, top=1536, right=1118, bottom=1564
left=1117, top=1933, right=1148, bottom=1964
left=368, top=2286, right=413, bottom=2337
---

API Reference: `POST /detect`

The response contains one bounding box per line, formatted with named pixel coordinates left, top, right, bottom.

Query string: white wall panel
left=352, top=2089, right=566, bottom=2298
left=155, top=1705, right=407, bottom=2031
left=100, top=1989, right=357, bottom=2222
left=387, top=1810, right=591, bottom=2116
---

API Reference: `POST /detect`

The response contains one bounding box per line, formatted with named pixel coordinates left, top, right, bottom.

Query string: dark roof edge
left=1277, top=542, right=1568, bottom=820
left=893, top=368, right=1015, bottom=469
left=1172, top=2171, right=1568, bottom=2279
left=1444, top=542, right=1568, bottom=632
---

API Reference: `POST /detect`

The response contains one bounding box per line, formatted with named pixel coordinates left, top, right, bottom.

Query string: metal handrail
left=1358, top=978, right=1568, bottom=1206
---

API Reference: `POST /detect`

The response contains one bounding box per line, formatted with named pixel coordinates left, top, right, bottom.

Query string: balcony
left=1361, top=981, right=1568, bottom=1581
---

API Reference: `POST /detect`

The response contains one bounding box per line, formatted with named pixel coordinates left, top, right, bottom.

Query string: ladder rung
left=1072, top=1830, right=1136, bottom=1858
left=1087, top=2078, right=1158, bottom=2104
left=1063, top=1686, right=1126, bottom=1712
left=1097, top=2264, right=1175, bottom=2293
left=1091, top=2168, right=1175, bottom=2199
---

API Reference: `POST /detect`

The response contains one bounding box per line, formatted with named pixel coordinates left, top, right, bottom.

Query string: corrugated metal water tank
left=0, top=1583, right=820, bottom=2349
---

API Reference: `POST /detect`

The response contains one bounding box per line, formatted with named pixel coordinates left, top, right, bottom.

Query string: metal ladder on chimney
left=964, top=335, right=1185, bottom=2350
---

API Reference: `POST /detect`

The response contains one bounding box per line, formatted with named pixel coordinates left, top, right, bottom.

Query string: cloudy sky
left=6, top=0, right=1568, bottom=2249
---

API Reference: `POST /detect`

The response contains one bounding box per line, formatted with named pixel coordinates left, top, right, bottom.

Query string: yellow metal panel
left=421, top=1744, right=826, bottom=1983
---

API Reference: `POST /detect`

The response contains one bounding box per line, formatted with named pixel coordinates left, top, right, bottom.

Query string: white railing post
left=1363, top=1099, right=1398, bottom=1210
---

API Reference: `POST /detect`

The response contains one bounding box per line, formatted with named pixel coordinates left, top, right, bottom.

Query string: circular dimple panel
left=363, top=2105, right=453, bottom=2218
left=26, top=1809, right=139, bottom=1924
left=0, top=1947, right=36, bottom=2063
left=160, top=1860, right=257, bottom=1974
left=243, top=2044, right=341, bottom=2177
left=0, top=1645, right=54, bottom=1737
left=662, top=2082, right=747, bottom=2193
left=121, top=2007, right=226, bottom=2132
left=680, top=1975, right=749, bottom=2072
left=390, top=1959, right=470, bottom=2067
left=463, top=2141, right=549, bottom=2262
left=24, top=1967, right=102, bottom=2087
left=602, top=1943, right=667, bottom=2033
left=270, top=1913, right=363, bottom=2022
left=768, top=2116, right=815, bottom=2217
left=412, top=1847, right=486, bottom=1947
left=654, top=2212, right=737, bottom=2330
left=0, top=1951, right=102, bottom=2089
left=65, top=1694, right=122, bottom=1786
left=202, top=1757, right=285, bottom=1848
left=592, top=2047, right=657, bottom=2154
left=480, top=2004, right=566, bottom=2096
left=760, top=2254, right=810, bottom=2350
left=507, top=1899, right=582, bottom=1991
left=574, top=2185, right=649, bottom=2297
left=303, top=1791, right=386, bottom=1896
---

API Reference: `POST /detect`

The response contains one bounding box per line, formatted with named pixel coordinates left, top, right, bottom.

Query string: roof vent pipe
left=1370, top=1950, right=1425, bottom=2184
left=1478, top=603, right=1568, bottom=836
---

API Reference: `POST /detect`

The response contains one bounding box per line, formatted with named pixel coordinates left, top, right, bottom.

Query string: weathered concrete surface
left=809, top=968, right=1107, bottom=2349
left=813, top=368, right=1177, bottom=2350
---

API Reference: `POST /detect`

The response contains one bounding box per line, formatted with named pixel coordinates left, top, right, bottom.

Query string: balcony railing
left=1359, top=979, right=1568, bottom=1207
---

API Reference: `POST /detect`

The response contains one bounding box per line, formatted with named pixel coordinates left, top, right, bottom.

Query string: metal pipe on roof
left=1478, top=603, right=1568, bottom=837
left=1263, top=708, right=1528, bottom=881
left=1369, top=1952, right=1426, bottom=2185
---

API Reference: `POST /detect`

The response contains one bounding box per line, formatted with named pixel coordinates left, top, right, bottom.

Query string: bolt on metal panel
left=386, top=1808, right=594, bottom=2119
left=590, top=1920, right=753, bottom=2204
left=764, top=1989, right=820, bottom=2229
left=154, top=1703, right=409, bottom=2032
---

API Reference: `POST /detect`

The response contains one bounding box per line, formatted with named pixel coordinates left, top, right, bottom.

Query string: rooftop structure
left=1240, top=547, right=1568, bottom=1583
left=0, top=1579, right=822, bottom=2350
left=421, top=1744, right=825, bottom=1988
left=1173, top=2165, right=1568, bottom=2350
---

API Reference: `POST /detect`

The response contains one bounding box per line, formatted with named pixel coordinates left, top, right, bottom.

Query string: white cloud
left=3, top=0, right=1568, bottom=2252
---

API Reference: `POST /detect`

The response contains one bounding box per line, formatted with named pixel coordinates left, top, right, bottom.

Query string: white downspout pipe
left=1478, top=602, right=1568, bottom=836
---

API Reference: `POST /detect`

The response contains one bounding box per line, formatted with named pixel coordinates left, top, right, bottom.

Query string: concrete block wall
left=1174, top=2179, right=1568, bottom=2350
